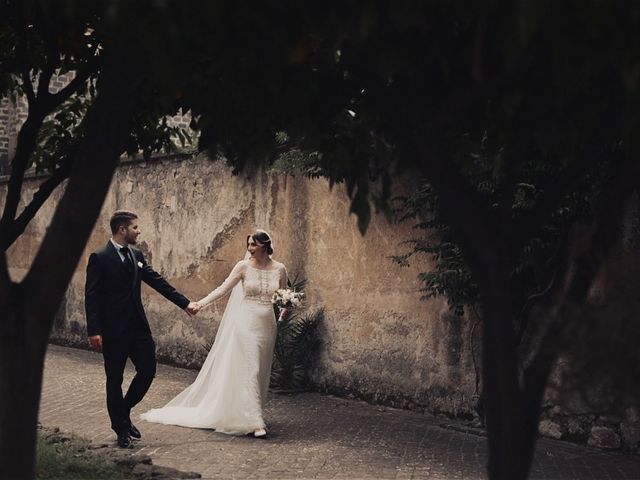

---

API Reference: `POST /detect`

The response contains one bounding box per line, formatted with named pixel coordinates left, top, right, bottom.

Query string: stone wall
left=3, top=154, right=479, bottom=417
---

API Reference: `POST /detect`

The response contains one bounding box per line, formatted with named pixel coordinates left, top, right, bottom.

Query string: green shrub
left=271, top=308, right=324, bottom=391
left=36, top=428, right=127, bottom=480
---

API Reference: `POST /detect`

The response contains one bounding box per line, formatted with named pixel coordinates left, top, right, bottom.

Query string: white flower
left=272, top=288, right=304, bottom=309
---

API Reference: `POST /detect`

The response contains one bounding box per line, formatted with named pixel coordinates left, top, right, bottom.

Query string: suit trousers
left=102, top=326, right=156, bottom=434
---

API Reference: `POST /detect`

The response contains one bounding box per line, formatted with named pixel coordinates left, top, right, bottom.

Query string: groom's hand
left=88, top=335, right=102, bottom=350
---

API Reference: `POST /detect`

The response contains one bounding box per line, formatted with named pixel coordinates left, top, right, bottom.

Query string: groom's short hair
left=110, top=210, right=138, bottom=234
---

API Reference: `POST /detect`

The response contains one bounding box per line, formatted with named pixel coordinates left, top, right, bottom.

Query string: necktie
left=120, top=246, right=134, bottom=272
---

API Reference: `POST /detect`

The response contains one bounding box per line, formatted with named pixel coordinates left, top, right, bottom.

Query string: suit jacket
left=84, top=241, right=189, bottom=338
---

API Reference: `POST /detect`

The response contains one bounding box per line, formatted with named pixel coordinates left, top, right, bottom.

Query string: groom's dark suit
left=85, top=240, right=189, bottom=436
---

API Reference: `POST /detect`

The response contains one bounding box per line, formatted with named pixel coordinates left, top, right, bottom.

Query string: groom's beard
left=125, top=233, right=138, bottom=245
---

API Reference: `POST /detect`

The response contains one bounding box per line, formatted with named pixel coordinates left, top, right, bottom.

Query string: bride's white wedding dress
left=140, top=258, right=287, bottom=434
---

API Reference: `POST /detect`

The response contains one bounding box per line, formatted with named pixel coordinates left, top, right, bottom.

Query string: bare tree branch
left=1, top=163, right=71, bottom=252
left=0, top=111, right=48, bottom=244
left=36, top=64, right=55, bottom=100
left=1, top=64, right=94, bottom=251
left=51, top=68, right=92, bottom=106
left=20, top=70, right=35, bottom=105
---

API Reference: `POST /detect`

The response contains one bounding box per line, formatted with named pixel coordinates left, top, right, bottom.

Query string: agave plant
left=270, top=308, right=324, bottom=392
left=285, top=271, right=306, bottom=294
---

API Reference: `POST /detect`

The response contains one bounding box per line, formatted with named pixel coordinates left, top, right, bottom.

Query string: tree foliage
left=391, top=136, right=611, bottom=322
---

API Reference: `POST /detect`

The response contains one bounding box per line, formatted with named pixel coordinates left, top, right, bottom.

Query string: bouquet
left=272, top=288, right=304, bottom=309
left=272, top=288, right=304, bottom=322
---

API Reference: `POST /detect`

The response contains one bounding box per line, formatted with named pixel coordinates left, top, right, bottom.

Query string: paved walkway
left=39, top=344, right=640, bottom=479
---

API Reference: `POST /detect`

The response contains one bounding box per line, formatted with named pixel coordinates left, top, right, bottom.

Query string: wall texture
left=3, top=154, right=479, bottom=417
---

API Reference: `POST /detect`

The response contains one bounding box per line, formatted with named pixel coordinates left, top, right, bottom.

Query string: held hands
left=185, top=302, right=202, bottom=316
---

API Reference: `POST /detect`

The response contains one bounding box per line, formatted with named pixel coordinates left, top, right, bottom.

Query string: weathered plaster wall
left=3, top=154, right=478, bottom=415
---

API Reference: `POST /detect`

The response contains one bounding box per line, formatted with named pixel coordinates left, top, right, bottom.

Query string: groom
left=85, top=210, right=198, bottom=448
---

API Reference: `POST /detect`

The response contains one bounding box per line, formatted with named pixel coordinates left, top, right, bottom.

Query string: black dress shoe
left=128, top=422, right=142, bottom=439
left=117, top=432, right=133, bottom=449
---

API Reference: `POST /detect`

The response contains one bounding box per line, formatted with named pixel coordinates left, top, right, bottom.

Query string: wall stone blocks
left=588, top=426, right=622, bottom=450
left=621, top=422, right=640, bottom=451
left=539, top=420, right=563, bottom=439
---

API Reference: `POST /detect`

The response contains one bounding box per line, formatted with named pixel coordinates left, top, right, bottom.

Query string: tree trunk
left=480, top=268, right=529, bottom=480
left=0, top=283, right=50, bottom=480
left=411, top=144, right=532, bottom=478
left=0, top=54, right=139, bottom=479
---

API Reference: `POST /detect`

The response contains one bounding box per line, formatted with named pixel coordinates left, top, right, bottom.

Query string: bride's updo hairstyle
left=247, top=229, right=274, bottom=255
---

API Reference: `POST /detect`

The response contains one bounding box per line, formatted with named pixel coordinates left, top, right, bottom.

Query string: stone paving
left=39, top=344, right=640, bottom=479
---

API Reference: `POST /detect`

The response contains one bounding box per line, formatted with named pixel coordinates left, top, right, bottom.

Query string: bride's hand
left=278, top=308, right=290, bottom=323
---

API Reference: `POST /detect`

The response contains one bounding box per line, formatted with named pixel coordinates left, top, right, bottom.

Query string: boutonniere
left=137, top=261, right=143, bottom=268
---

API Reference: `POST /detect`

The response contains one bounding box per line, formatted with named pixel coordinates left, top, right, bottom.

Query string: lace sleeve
left=197, top=261, right=245, bottom=307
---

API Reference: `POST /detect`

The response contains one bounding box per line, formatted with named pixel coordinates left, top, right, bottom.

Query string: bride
left=140, top=229, right=287, bottom=438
